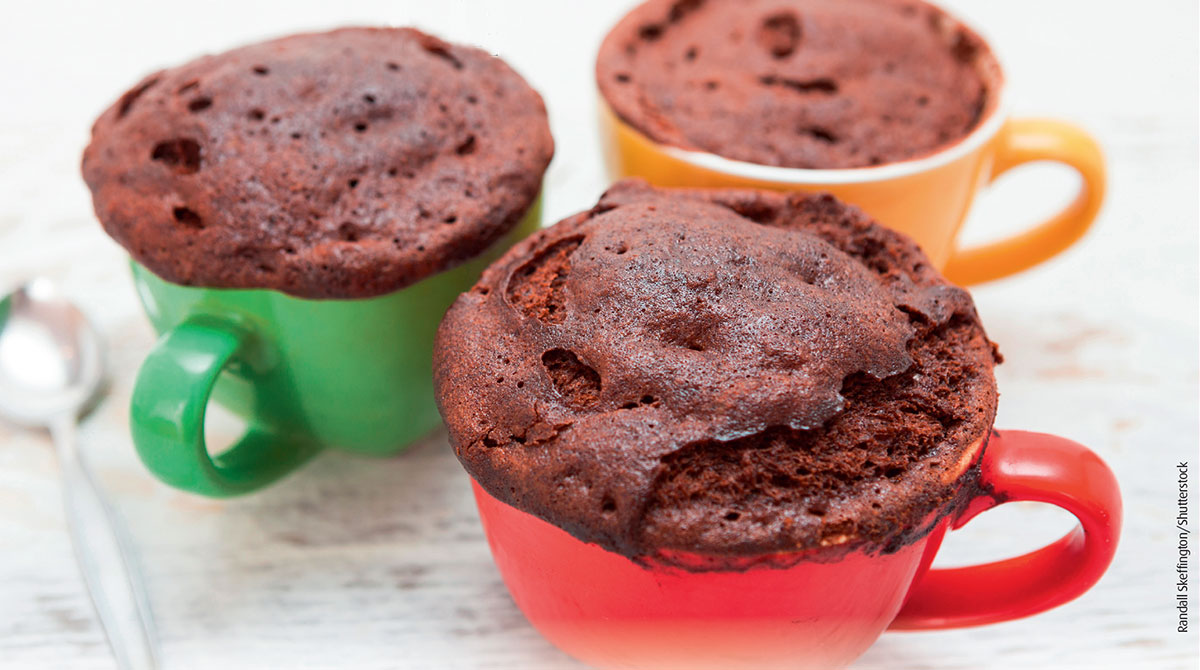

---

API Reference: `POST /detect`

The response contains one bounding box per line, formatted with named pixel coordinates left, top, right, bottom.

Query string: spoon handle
left=53, top=416, right=160, bottom=670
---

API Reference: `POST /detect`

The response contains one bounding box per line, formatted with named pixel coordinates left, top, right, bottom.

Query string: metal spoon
left=0, top=279, right=158, bottom=669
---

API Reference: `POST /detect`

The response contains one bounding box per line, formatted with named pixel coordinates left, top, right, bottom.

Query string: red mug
left=472, top=429, right=1122, bottom=670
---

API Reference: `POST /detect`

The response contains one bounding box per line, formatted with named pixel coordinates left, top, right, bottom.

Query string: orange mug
left=599, top=79, right=1106, bottom=286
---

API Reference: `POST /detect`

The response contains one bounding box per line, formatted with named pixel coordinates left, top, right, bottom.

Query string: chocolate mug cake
left=436, top=179, right=1000, bottom=558
left=433, top=182, right=1121, bottom=670
left=593, top=0, right=1107, bottom=289
left=597, top=0, right=999, bottom=169
left=83, top=26, right=553, bottom=299
left=80, top=27, right=554, bottom=496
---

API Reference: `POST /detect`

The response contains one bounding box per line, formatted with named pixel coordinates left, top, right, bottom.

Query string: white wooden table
left=1, top=1, right=1196, bottom=668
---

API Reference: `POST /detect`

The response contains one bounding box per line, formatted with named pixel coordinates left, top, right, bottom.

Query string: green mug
left=130, top=198, right=541, bottom=497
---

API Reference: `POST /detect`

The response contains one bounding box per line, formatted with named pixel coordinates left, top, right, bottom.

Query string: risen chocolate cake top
left=597, top=0, right=999, bottom=169
left=435, top=181, right=1000, bottom=558
left=82, top=27, right=553, bottom=298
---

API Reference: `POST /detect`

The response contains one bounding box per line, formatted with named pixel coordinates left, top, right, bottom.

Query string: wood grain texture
left=0, top=1, right=1196, bottom=668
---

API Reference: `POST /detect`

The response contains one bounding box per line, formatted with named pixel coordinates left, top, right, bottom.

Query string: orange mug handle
left=943, top=119, right=1107, bottom=285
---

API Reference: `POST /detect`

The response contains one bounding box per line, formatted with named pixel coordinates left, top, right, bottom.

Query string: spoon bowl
left=0, top=278, right=104, bottom=426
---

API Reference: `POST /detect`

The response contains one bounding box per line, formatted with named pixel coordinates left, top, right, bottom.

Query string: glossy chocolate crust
left=597, top=0, right=999, bottom=169
left=435, top=180, right=1000, bottom=558
left=82, top=27, right=553, bottom=298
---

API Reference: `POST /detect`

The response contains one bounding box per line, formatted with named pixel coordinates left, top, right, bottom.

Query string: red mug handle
left=890, top=429, right=1122, bottom=629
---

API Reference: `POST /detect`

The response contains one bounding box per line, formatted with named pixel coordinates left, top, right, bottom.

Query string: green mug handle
left=130, top=317, right=321, bottom=497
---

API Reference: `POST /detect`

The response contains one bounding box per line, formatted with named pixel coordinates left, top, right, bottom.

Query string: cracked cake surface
left=597, top=0, right=1000, bottom=169
left=82, top=27, right=553, bottom=299
left=435, top=180, right=999, bottom=558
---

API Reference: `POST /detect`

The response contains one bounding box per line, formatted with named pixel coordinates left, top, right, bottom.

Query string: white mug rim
left=644, top=93, right=1008, bottom=185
